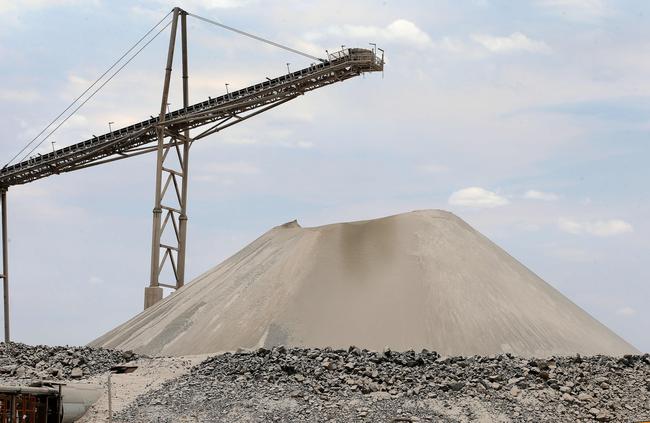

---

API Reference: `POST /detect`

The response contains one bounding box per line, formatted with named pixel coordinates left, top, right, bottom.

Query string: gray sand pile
left=91, top=210, right=637, bottom=357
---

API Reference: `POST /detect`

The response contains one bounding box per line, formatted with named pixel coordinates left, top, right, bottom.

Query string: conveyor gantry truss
left=0, top=7, right=383, bottom=341
left=0, top=49, right=383, bottom=187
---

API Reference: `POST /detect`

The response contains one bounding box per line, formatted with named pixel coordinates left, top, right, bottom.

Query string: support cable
left=4, top=10, right=173, bottom=168
left=17, top=19, right=173, bottom=164
left=188, top=13, right=325, bottom=63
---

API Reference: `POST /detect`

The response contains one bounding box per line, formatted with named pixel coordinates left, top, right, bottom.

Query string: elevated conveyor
left=0, top=48, right=383, bottom=187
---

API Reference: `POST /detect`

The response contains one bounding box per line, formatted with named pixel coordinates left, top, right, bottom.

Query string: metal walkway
left=0, top=48, right=382, bottom=187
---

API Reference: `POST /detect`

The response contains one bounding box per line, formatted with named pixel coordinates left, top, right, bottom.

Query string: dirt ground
left=77, top=355, right=207, bottom=423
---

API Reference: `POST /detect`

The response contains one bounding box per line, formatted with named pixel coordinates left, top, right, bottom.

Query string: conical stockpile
left=91, top=210, right=637, bottom=357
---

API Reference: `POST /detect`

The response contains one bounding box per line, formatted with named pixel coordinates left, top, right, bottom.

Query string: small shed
left=0, top=382, right=101, bottom=423
left=0, top=384, right=61, bottom=423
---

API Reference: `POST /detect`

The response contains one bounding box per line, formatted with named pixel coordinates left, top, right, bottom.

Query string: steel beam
left=1, top=188, right=9, bottom=343
left=176, top=11, right=190, bottom=289
left=146, top=7, right=180, bottom=309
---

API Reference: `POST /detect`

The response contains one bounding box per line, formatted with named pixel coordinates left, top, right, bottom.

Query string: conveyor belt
left=0, top=48, right=383, bottom=187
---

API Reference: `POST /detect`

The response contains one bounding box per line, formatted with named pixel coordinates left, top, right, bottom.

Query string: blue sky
left=0, top=0, right=648, bottom=352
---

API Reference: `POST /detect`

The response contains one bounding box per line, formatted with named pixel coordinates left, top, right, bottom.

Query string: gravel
left=0, top=341, right=139, bottom=381
left=117, top=346, right=650, bottom=422
left=1, top=343, right=647, bottom=421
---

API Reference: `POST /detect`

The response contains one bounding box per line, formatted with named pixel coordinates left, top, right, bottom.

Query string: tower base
left=144, top=286, right=163, bottom=309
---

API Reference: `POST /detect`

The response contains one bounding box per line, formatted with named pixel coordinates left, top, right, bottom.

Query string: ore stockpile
left=0, top=342, right=139, bottom=381
left=92, top=210, right=637, bottom=357
left=118, top=346, right=650, bottom=422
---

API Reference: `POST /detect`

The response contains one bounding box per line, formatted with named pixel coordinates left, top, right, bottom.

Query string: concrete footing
left=144, top=286, right=163, bottom=310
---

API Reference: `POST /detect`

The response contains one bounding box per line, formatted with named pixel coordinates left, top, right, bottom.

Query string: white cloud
left=616, top=306, right=636, bottom=316
left=558, top=218, right=633, bottom=237
left=310, top=22, right=549, bottom=57
left=435, top=37, right=467, bottom=54
left=318, top=19, right=432, bottom=48
left=448, top=187, right=509, bottom=208
left=61, top=113, right=88, bottom=129
left=383, top=19, right=432, bottom=47
left=472, top=32, right=550, bottom=53
left=524, top=189, right=559, bottom=201
left=537, top=0, right=610, bottom=22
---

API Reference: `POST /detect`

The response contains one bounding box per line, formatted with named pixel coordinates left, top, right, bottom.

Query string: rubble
left=117, top=346, right=650, bottom=422
left=0, top=342, right=139, bottom=381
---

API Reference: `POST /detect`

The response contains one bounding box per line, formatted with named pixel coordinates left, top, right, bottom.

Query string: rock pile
left=118, top=347, right=650, bottom=422
left=0, top=342, right=139, bottom=381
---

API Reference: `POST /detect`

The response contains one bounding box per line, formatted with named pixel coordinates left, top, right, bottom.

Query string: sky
left=0, top=0, right=648, bottom=352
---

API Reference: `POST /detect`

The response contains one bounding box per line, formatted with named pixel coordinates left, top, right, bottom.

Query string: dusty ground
left=77, top=355, right=207, bottom=423
left=0, top=342, right=204, bottom=422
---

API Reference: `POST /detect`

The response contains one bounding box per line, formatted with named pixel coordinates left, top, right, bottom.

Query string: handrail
left=0, top=48, right=383, bottom=187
